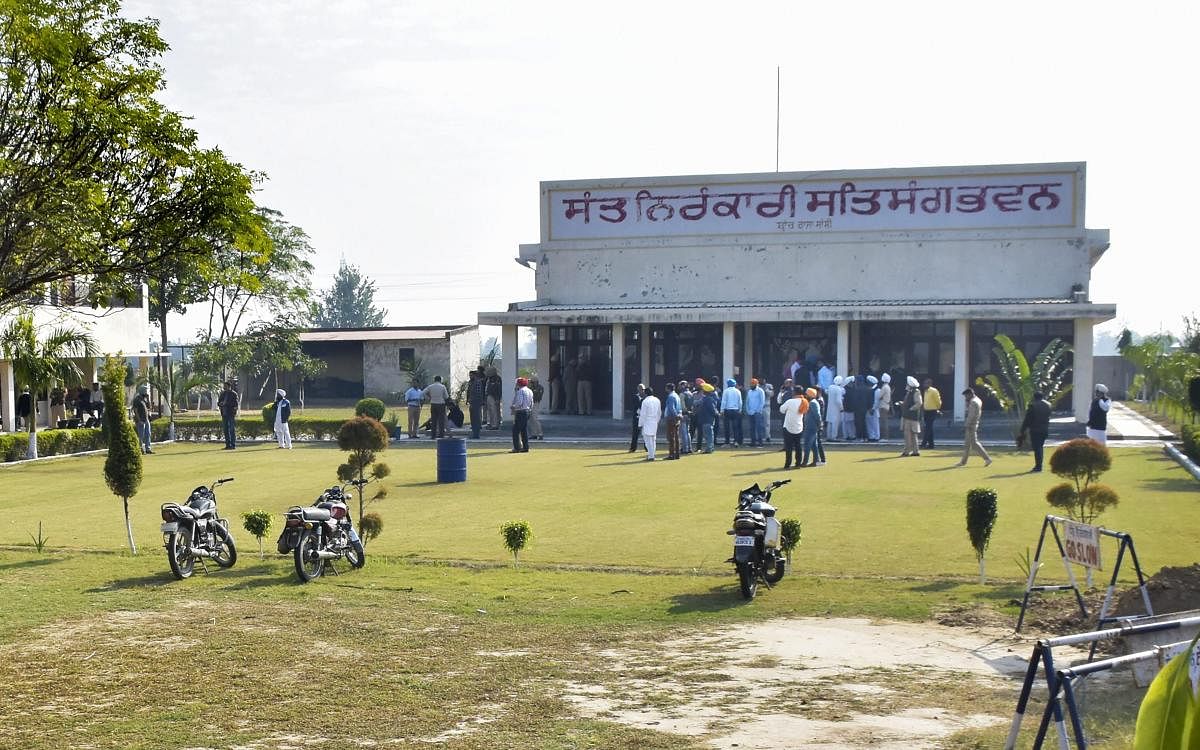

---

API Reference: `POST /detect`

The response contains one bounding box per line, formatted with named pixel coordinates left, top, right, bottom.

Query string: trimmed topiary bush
left=355, top=398, right=387, bottom=421
left=966, top=487, right=998, bottom=584
left=336, top=416, right=390, bottom=537
left=360, top=512, right=384, bottom=544
left=102, top=356, right=142, bottom=555
left=1046, top=438, right=1118, bottom=524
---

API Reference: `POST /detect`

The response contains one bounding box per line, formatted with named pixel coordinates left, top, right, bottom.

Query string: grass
left=0, top=443, right=1192, bottom=748
left=1, top=442, right=1195, bottom=582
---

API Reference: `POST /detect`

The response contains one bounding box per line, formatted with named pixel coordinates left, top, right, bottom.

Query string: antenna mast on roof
left=775, top=66, right=781, bottom=172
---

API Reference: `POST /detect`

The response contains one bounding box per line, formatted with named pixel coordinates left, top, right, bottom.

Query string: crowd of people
left=7, top=382, right=107, bottom=431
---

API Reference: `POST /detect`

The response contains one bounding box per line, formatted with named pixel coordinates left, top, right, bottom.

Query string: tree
left=0, top=0, right=229, bottom=312
left=313, top=260, right=387, bottom=328
left=974, top=334, right=1072, bottom=439
left=145, top=148, right=265, bottom=357
left=965, top=487, right=998, bottom=584
left=241, top=510, right=272, bottom=560
left=0, top=314, right=97, bottom=458
left=1182, top=314, right=1200, bottom=355
left=779, top=518, right=802, bottom=564
left=202, top=207, right=312, bottom=346
left=101, top=355, right=142, bottom=555
left=500, top=520, right=532, bottom=566
left=335, top=416, right=391, bottom=539
left=143, top=362, right=209, bottom=441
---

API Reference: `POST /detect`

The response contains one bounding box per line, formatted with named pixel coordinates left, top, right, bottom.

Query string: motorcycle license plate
left=733, top=536, right=755, bottom=547
left=160, top=522, right=178, bottom=534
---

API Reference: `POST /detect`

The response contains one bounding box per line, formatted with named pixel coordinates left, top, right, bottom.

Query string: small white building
left=0, top=283, right=161, bottom=430
left=480, top=162, right=1114, bottom=422
left=292, top=326, right=480, bottom=401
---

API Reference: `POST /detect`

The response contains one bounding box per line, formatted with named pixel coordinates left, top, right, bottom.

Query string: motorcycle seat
left=300, top=507, right=332, bottom=522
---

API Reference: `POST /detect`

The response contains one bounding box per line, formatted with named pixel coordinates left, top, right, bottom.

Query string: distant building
left=0, top=282, right=162, bottom=430
left=287, top=326, right=480, bottom=401
left=480, top=162, right=1115, bottom=421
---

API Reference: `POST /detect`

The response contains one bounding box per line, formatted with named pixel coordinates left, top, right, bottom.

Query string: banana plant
left=974, top=334, right=1072, bottom=440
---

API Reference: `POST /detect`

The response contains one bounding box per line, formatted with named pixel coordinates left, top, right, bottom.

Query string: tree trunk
left=978, top=557, right=986, bottom=585
left=123, top=495, right=138, bottom=555
left=27, top=424, right=38, bottom=460
left=258, top=536, right=264, bottom=561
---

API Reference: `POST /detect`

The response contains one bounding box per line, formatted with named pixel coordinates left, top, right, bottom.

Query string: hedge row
left=1182, top=424, right=1200, bottom=464
left=153, top=416, right=350, bottom=442
left=0, top=428, right=106, bottom=462
left=1, top=416, right=387, bottom=462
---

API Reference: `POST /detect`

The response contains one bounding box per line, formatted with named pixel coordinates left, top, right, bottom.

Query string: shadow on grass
left=668, top=584, right=753, bottom=615
left=1140, top=476, right=1200, bottom=493
left=0, top=556, right=63, bottom=572
left=86, top=573, right=175, bottom=591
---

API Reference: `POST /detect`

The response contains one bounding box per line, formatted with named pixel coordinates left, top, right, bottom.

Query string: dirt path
left=562, top=617, right=1034, bottom=749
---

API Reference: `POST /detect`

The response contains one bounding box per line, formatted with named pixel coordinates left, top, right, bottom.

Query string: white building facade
left=0, top=284, right=160, bottom=430
left=480, top=162, right=1114, bottom=422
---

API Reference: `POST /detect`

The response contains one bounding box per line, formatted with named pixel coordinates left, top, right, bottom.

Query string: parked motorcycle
left=277, top=480, right=367, bottom=582
left=727, top=479, right=790, bottom=599
left=160, top=477, right=238, bottom=579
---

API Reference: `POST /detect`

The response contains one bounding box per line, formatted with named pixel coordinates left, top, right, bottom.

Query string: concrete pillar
left=611, top=323, right=625, bottom=420
left=501, top=325, right=518, bottom=411
left=722, top=322, right=735, bottom=386
left=0, top=360, right=14, bottom=433
left=743, top=323, right=754, bottom=383
left=953, top=319, right=969, bottom=422
left=639, top=324, right=651, bottom=388
left=535, top=325, right=550, bottom=381
left=1073, top=318, right=1094, bottom=423
left=836, top=321, right=850, bottom=379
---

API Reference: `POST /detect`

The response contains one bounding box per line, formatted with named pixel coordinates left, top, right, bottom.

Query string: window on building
left=397, top=347, right=415, bottom=369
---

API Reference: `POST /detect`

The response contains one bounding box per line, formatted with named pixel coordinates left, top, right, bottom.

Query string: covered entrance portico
left=481, top=300, right=1114, bottom=422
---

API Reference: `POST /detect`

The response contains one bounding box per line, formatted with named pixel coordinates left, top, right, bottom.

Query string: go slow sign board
left=1062, top=520, right=1103, bottom=569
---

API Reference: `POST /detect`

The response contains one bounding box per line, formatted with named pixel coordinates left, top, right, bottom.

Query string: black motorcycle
left=160, top=478, right=238, bottom=579
left=728, top=479, right=790, bottom=599
left=277, top=481, right=367, bottom=582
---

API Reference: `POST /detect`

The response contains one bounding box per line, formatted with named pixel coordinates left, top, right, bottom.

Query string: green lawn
left=1, top=442, right=1195, bottom=582
left=0, top=443, right=1193, bottom=748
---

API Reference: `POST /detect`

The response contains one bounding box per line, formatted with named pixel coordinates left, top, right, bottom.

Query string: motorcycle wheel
left=167, top=531, right=194, bottom=580
left=763, top=555, right=786, bottom=584
left=213, top=524, right=237, bottom=569
left=294, top=531, right=324, bottom=583
left=345, top=539, right=366, bottom=569
left=737, top=562, right=757, bottom=600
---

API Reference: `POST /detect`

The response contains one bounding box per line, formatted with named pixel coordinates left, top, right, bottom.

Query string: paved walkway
left=1105, top=401, right=1176, bottom=440
left=395, top=401, right=1171, bottom=448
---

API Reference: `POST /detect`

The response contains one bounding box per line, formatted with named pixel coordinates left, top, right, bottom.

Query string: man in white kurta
left=638, top=386, right=663, bottom=461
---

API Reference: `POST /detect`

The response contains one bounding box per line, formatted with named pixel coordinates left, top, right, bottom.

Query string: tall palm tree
left=0, top=314, right=98, bottom=459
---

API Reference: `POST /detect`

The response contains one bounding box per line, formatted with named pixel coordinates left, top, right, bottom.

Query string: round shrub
left=1049, top=438, right=1112, bottom=487
left=360, top=512, right=384, bottom=543
left=355, top=398, right=387, bottom=420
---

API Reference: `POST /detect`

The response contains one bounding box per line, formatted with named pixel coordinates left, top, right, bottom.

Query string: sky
left=122, top=0, right=1198, bottom=345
